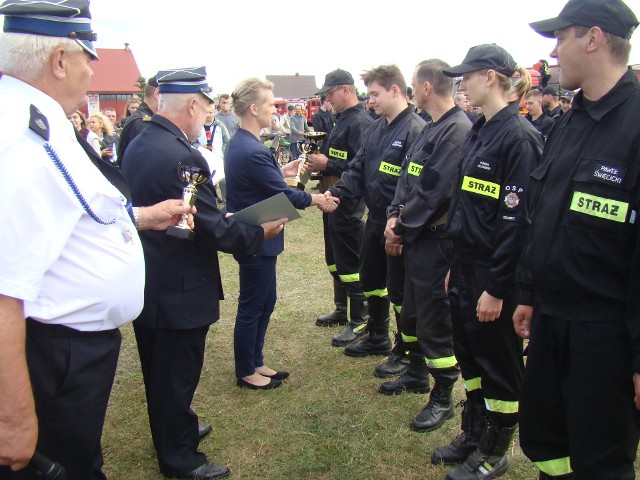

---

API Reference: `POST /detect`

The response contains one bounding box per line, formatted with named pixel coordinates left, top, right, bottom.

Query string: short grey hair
left=231, top=78, right=274, bottom=116
left=158, top=93, right=199, bottom=114
left=0, top=33, right=83, bottom=82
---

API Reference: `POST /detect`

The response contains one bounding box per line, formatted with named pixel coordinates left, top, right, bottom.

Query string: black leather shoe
left=172, top=462, right=231, bottom=479
left=237, top=377, right=282, bottom=390
left=261, top=371, right=290, bottom=380
left=198, top=423, right=212, bottom=440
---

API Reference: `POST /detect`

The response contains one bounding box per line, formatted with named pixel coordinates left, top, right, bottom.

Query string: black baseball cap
left=560, top=91, right=574, bottom=101
left=147, top=75, right=158, bottom=88
left=316, top=68, right=354, bottom=95
left=542, top=86, right=559, bottom=96
left=442, top=44, right=517, bottom=78
left=530, top=0, right=638, bottom=40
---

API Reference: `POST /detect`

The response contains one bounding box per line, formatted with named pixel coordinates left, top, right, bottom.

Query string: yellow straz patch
left=461, top=176, right=500, bottom=199
left=379, top=162, right=401, bottom=176
left=408, top=162, right=423, bottom=176
left=329, top=148, right=347, bottom=160
left=570, top=191, right=628, bottom=223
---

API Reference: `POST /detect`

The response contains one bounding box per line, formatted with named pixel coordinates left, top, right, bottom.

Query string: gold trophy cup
left=285, top=131, right=327, bottom=190
left=166, top=162, right=211, bottom=241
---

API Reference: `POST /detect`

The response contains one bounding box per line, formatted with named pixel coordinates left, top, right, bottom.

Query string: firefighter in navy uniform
left=380, top=60, right=471, bottom=434
left=307, top=69, right=373, bottom=347
left=433, top=45, right=542, bottom=480
left=328, top=65, right=425, bottom=360
left=117, top=75, right=159, bottom=164
left=515, top=1, right=640, bottom=479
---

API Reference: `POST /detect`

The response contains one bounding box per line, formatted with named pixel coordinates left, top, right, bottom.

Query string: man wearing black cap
left=541, top=86, right=563, bottom=118
left=516, top=0, right=640, bottom=478
left=122, top=67, right=286, bottom=479
left=327, top=65, right=425, bottom=361
left=0, top=1, right=197, bottom=478
left=307, top=69, right=373, bottom=348
left=117, top=74, right=159, bottom=164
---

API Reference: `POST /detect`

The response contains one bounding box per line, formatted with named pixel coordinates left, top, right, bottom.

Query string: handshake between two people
left=311, top=190, right=340, bottom=213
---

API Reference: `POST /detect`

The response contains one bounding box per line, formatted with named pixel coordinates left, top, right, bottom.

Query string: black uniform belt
left=26, top=317, right=119, bottom=337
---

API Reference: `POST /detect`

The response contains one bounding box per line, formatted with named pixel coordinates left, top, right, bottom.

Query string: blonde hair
left=89, top=112, right=115, bottom=136
left=231, top=78, right=274, bottom=116
left=0, top=33, right=83, bottom=82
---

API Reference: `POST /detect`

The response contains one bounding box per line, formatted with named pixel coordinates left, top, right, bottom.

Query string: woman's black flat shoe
left=262, top=371, right=290, bottom=380
left=237, top=377, right=282, bottom=390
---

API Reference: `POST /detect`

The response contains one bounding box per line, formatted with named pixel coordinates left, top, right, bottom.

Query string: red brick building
left=84, top=45, right=142, bottom=121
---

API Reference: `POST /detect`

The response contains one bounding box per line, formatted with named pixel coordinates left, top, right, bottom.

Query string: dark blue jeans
left=233, top=254, right=277, bottom=378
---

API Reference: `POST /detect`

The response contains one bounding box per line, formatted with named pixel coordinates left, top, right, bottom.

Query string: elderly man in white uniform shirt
left=0, top=1, right=193, bottom=478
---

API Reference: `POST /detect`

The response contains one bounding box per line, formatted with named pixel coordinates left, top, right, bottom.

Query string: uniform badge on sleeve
left=503, top=185, right=524, bottom=209
left=29, top=104, right=49, bottom=141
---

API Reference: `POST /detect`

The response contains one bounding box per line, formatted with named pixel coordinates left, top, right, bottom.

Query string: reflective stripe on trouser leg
left=535, top=457, right=573, bottom=476
left=484, top=398, right=519, bottom=414
left=339, top=272, right=360, bottom=283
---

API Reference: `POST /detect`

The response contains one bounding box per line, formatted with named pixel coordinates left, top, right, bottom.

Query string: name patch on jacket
left=329, top=148, right=347, bottom=160
left=461, top=176, right=499, bottom=199
left=408, top=162, right=423, bottom=176
left=473, top=157, right=496, bottom=175
left=380, top=162, right=401, bottom=176
left=570, top=192, right=628, bottom=223
left=592, top=163, right=626, bottom=186
left=391, top=140, right=404, bottom=149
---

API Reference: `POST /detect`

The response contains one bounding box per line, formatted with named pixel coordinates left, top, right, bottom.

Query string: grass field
left=100, top=199, right=634, bottom=480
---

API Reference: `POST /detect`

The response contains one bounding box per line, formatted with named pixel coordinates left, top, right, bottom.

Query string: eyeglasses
left=325, top=86, right=342, bottom=96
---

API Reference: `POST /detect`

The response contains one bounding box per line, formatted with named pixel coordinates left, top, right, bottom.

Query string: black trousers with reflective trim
left=0, top=321, right=121, bottom=480
left=359, top=218, right=404, bottom=324
left=449, top=257, right=523, bottom=417
left=400, top=233, right=457, bottom=375
left=323, top=207, right=365, bottom=298
left=519, top=311, right=640, bottom=479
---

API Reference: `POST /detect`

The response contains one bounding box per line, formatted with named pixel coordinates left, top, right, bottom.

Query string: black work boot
left=378, top=352, right=430, bottom=394
left=445, top=422, right=516, bottom=480
left=539, top=473, right=575, bottom=479
left=374, top=333, right=410, bottom=378
left=316, top=279, right=348, bottom=326
left=411, top=373, right=457, bottom=432
left=344, top=316, right=391, bottom=357
left=431, top=399, right=486, bottom=465
left=331, top=295, right=369, bottom=346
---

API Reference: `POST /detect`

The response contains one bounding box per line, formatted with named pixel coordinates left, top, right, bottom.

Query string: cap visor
left=315, top=85, right=330, bottom=95
left=529, top=17, right=573, bottom=38
left=200, top=89, right=215, bottom=102
left=76, top=39, right=98, bottom=60
left=442, top=64, right=479, bottom=77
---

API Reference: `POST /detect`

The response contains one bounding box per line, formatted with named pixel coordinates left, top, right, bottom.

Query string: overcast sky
left=90, top=0, right=640, bottom=96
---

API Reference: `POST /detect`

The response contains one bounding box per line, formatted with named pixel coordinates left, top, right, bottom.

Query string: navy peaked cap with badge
left=156, top=67, right=214, bottom=102
left=0, top=0, right=98, bottom=59
left=530, top=0, right=638, bottom=40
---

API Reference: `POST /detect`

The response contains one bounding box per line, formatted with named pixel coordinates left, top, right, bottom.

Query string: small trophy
left=285, top=131, right=327, bottom=190
left=166, top=162, right=211, bottom=241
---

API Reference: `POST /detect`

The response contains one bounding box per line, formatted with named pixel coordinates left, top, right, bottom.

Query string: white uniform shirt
left=0, top=75, right=145, bottom=331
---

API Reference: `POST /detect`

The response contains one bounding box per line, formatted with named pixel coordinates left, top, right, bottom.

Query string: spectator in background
left=281, top=103, right=294, bottom=138
left=542, top=86, right=563, bottom=118
left=201, top=103, right=230, bottom=157
left=87, top=112, right=118, bottom=165
left=102, top=107, right=118, bottom=130
left=455, top=92, right=478, bottom=123
left=119, top=96, right=141, bottom=127
left=524, top=90, right=555, bottom=142
left=289, top=104, right=310, bottom=159
left=559, top=91, right=573, bottom=113
left=117, top=75, right=159, bottom=165
left=69, top=109, right=89, bottom=139
left=313, top=94, right=334, bottom=135
left=216, top=93, right=240, bottom=137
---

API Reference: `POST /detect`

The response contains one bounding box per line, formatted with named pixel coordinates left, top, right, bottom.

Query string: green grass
left=100, top=195, right=628, bottom=479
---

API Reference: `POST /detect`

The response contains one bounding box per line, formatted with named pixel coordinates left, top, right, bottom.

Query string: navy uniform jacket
left=447, top=102, right=542, bottom=300
left=329, top=106, right=425, bottom=225
left=224, top=128, right=312, bottom=257
left=389, top=106, right=472, bottom=245
left=517, top=69, right=640, bottom=370
left=117, top=100, right=154, bottom=165
left=122, top=115, right=264, bottom=329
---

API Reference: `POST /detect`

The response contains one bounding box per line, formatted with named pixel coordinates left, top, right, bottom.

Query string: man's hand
left=634, top=373, right=640, bottom=411
left=307, top=153, right=328, bottom=172
left=384, top=216, right=403, bottom=244
left=281, top=159, right=303, bottom=179
left=445, top=269, right=450, bottom=294
left=260, top=217, right=288, bottom=239
left=513, top=305, right=533, bottom=339
left=385, top=240, right=403, bottom=257
left=476, top=291, right=503, bottom=322
left=138, top=199, right=196, bottom=231
left=313, top=191, right=339, bottom=213
left=100, top=148, right=114, bottom=158
left=0, top=295, right=37, bottom=471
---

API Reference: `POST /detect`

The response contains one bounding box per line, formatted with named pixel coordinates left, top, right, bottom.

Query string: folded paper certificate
left=232, top=192, right=302, bottom=225
left=197, top=146, right=225, bottom=185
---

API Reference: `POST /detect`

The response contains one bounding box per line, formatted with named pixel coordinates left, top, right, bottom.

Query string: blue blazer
left=224, top=128, right=312, bottom=256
